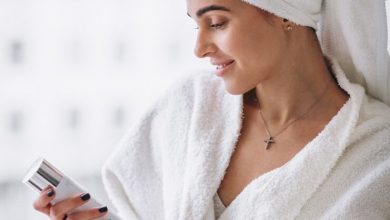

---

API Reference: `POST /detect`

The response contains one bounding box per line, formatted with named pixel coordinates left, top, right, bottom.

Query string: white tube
left=22, top=158, right=120, bottom=220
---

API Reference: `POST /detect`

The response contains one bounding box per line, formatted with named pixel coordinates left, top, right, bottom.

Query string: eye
left=193, top=21, right=226, bottom=31
left=210, top=22, right=226, bottom=30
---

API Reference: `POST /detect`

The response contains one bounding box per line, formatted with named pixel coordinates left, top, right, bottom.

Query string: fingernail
left=80, top=193, right=90, bottom=201
left=47, top=189, right=55, bottom=197
left=98, top=206, right=108, bottom=213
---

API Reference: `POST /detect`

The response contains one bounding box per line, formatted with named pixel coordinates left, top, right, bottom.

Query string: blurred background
left=0, top=0, right=209, bottom=219
left=0, top=0, right=389, bottom=219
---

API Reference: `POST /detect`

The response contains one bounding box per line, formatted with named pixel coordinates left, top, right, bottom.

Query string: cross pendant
left=264, top=136, right=275, bottom=150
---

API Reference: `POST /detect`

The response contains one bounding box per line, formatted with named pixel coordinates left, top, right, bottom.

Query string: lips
left=215, top=60, right=235, bottom=70
left=212, top=60, right=235, bottom=69
left=212, top=60, right=235, bottom=77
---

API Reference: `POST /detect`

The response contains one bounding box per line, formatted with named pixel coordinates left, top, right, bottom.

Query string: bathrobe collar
left=178, top=58, right=365, bottom=219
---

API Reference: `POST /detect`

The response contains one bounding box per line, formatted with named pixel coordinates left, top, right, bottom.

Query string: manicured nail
left=47, top=189, right=55, bottom=197
left=80, top=193, right=90, bottom=201
left=98, top=206, right=108, bottom=213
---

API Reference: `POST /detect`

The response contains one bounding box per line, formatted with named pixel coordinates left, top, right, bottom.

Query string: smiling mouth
left=216, top=60, right=235, bottom=70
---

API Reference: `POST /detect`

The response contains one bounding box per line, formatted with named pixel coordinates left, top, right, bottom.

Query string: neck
left=253, top=37, right=341, bottom=126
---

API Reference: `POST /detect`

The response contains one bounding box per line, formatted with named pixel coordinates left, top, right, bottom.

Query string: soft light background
left=0, top=1, right=389, bottom=219
left=0, top=0, right=209, bottom=219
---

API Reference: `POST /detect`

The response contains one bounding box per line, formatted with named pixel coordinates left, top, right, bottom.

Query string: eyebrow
left=187, top=5, right=231, bottom=18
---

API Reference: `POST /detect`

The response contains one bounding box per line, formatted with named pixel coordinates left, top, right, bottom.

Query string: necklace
left=256, top=80, right=332, bottom=150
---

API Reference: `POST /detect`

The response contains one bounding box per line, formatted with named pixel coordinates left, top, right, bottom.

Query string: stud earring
left=287, top=25, right=293, bottom=32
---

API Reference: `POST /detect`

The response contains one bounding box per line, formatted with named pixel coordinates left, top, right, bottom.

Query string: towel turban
left=242, top=0, right=390, bottom=106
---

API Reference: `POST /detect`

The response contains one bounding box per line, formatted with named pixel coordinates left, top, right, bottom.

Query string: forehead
left=186, top=0, right=237, bottom=18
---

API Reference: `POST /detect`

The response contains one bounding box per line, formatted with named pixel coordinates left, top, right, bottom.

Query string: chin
left=223, top=83, right=249, bottom=95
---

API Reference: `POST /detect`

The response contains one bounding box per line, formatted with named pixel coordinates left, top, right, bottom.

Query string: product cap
left=22, top=158, right=63, bottom=192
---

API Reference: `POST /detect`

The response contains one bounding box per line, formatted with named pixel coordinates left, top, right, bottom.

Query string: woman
left=33, top=0, right=390, bottom=219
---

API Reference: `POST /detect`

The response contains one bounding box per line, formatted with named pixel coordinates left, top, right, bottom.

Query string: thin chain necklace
left=256, top=80, right=332, bottom=150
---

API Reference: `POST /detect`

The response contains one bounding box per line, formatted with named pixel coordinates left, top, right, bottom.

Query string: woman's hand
left=33, top=186, right=108, bottom=220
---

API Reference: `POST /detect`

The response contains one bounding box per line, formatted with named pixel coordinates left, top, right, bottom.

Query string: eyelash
left=194, top=22, right=226, bottom=30
left=210, top=22, right=225, bottom=29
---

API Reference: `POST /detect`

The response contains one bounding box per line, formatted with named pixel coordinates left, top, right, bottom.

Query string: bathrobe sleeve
left=101, top=74, right=198, bottom=220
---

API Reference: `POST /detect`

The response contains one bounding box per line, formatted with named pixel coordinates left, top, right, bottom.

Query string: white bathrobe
left=101, top=58, right=390, bottom=220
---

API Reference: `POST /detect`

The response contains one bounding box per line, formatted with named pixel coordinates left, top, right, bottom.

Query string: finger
left=65, top=206, right=109, bottom=220
left=33, top=186, right=55, bottom=215
left=49, top=193, right=91, bottom=219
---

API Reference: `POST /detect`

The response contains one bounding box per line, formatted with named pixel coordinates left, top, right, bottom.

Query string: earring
left=283, top=18, right=293, bottom=32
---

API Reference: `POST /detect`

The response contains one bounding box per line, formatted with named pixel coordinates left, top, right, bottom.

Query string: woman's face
left=187, top=0, right=290, bottom=95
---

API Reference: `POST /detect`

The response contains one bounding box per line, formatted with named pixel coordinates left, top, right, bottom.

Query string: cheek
left=218, top=26, right=282, bottom=93
left=215, top=29, right=236, bottom=55
left=234, top=20, right=281, bottom=64
left=237, top=32, right=281, bottom=77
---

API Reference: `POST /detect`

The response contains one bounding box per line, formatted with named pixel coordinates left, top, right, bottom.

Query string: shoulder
left=340, top=92, right=390, bottom=176
left=346, top=93, right=390, bottom=158
left=345, top=94, right=390, bottom=178
left=150, top=71, right=226, bottom=114
left=353, top=94, right=390, bottom=138
left=329, top=96, right=390, bottom=217
left=127, top=71, right=226, bottom=130
left=157, top=71, right=223, bottom=103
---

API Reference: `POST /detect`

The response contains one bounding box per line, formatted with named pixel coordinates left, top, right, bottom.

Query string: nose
left=193, top=31, right=216, bottom=58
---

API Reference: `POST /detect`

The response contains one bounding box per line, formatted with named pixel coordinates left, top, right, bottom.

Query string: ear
left=282, top=18, right=294, bottom=32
